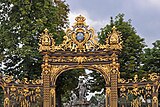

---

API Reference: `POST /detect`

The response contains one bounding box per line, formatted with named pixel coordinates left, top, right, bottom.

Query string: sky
left=66, top=0, right=160, bottom=47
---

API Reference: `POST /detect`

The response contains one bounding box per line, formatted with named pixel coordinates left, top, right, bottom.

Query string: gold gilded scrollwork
left=149, top=73, right=159, bottom=81
left=106, top=87, right=111, bottom=95
left=107, top=26, right=122, bottom=50
left=42, top=54, right=51, bottom=74
left=92, top=64, right=110, bottom=84
left=131, top=98, right=141, bottom=107
left=133, top=74, right=138, bottom=83
left=38, top=15, right=110, bottom=53
left=120, top=85, right=126, bottom=98
left=110, top=53, right=120, bottom=75
left=4, top=97, right=10, bottom=107
left=74, top=56, right=87, bottom=64
left=39, top=28, right=55, bottom=52
left=10, top=85, right=16, bottom=92
left=2, top=75, right=13, bottom=83
left=50, top=65, right=69, bottom=82
left=50, top=88, right=55, bottom=97
left=152, top=96, right=158, bottom=107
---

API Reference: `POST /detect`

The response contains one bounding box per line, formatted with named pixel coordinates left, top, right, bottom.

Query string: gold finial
left=75, top=15, right=86, bottom=24
left=112, top=26, right=117, bottom=32
left=44, top=28, right=49, bottom=34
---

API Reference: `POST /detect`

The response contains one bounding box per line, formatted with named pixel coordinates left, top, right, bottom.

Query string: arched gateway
left=39, top=15, right=122, bottom=107
left=0, top=15, right=159, bottom=107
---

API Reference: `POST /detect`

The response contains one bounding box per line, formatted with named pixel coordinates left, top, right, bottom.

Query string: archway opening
left=0, top=86, right=4, bottom=107
left=55, top=68, right=106, bottom=107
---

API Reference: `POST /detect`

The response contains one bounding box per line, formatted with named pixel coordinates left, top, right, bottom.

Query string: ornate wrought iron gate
left=0, top=15, right=159, bottom=107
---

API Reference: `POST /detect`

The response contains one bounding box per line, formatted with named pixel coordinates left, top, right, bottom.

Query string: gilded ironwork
left=38, top=15, right=123, bottom=107
left=0, top=15, right=159, bottom=107
left=39, top=15, right=122, bottom=53
left=0, top=74, right=43, bottom=107
left=118, top=73, right=160, bottom=107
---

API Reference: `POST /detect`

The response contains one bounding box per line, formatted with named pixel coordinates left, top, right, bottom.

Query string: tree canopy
left=89, top=14, right=146, bottom=93
left=0, top=1, right=86, bottom=106
left=98, top=13, right=146, bottom=78
left=142, top=40, right=160, bottom=73
left=0, top=0, right=69, bottom=79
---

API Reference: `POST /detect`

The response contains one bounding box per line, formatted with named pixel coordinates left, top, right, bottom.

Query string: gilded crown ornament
left=75, top=15, right=86, bottom=24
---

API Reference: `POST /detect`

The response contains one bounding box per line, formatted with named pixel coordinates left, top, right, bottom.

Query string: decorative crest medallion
left=39, top=15, right=122, bottom=53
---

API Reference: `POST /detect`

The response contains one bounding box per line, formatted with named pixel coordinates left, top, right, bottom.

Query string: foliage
left=56, top=69, right=85, bottom=106
left=98, top=13, right=145, bottom=78
left=0, top=0, right=69, bottom=79
left=0, top=0, right=76, bottom=105
left=89, top=14, right=146, bottom=92
left=88, top=71, right=105, bottom=93
left=142, top=40, right=160, bottom=73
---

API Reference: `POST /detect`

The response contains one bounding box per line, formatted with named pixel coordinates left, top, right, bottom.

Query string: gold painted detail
left=107, top=26, right=122, bottom=50
left=74, top=56, right=87, bottom=64
left=149, top=73, right=159, bottom=81
left=50, top=55, right=109, bottom=63
left=50, top=65, right=69, bottom=81
left=4, top=97, right=10, bottom=106
left=131, top=98, right=141, bottom=107
left=42, top=54, right=51, bottom=74
left=92, top=64, right=111, bottom=83
left=118, top=73, right=159, bottom=84
left=39, top=28, right=55, bottom=52
left=39, top=15, right=122, bottom=53
left=2, top=75, right=42, bottom=85
left=120, top=85, right=126, bottom=97
left=110, top=53, right=120, bottom=75
left=50, top=88, right=55, bottom=97
left=152, top=96, right=158, bottom=107
left=106, top=87, right=111, bottom=95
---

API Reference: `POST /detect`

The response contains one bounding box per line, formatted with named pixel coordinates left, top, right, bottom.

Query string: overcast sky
left=66, top=0, right=160, bottom=47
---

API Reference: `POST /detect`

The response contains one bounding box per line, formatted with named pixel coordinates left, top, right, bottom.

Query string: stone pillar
left=42, top=54, right=51, bottom=107
left=110, top=69, right=118, bottom=107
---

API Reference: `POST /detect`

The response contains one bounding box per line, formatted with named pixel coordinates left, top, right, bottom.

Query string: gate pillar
left=110, top=70, right=118, bottom=107
left=42, top=54, right=51, bottom=107
left=110, top=52, right=120, bottom=107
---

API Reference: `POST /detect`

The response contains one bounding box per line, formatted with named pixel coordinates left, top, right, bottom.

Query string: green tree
left=0, top=1, right=87, bottom=106
left=0, top=0, right=69, bottom=79
left=99, top=13, right=145, bottom=78
left=0, top=0, right=77, bottom=106
left=56, top=69, right=85, bottom=107
left=142, top=40, right=160, bottom=73
left=89, top=14, right=146, bottom=92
